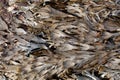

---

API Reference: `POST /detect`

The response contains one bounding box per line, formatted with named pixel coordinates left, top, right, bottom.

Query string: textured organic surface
left=0, top=0, right=120, bottom=80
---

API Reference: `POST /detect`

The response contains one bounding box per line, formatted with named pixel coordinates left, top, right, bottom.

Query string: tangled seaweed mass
left=0, top=0, right=120, bottom=80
